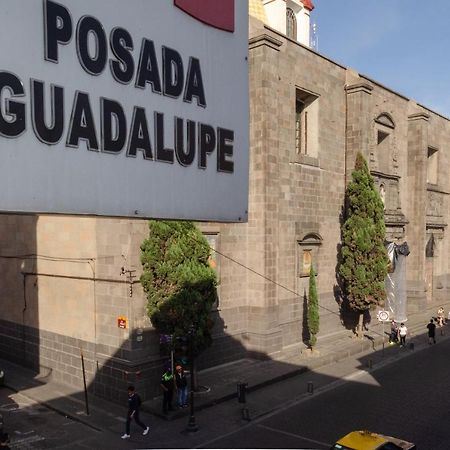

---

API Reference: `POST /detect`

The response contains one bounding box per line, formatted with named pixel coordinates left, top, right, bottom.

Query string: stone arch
left=375, top=113, right=395, bottom=129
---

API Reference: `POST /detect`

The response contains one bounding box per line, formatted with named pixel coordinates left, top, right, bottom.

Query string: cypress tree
left=140, top=220, right=217, bottom=356
left=339, top=152, right=389, bottom=337
left=307, top=266, right=319, bottom=348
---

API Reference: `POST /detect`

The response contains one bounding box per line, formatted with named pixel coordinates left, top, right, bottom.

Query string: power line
left=160, top=221, right=385, bottom=340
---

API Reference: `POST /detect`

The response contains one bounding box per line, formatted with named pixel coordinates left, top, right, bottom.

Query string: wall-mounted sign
left=377, top=311, right=390, bottom=322
left=0, top=0, right=249, bottom=222
left=117, top=316, right=128, bottom=329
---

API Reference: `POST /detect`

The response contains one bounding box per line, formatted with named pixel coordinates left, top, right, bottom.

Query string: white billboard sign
left=0, top=0, right=249, bottom=222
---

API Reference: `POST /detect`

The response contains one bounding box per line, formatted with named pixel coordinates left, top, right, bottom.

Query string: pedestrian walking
left=437, top=307, right=445, bottom=327
left=427, top=319, right=436, bottom=345
left=160, top=367, right=175, bottom=414
left=121, top=385, right=149, bottom=439
left=175, top=365, right=189, bottom=408
left=398, top=323, right=407, bottom=347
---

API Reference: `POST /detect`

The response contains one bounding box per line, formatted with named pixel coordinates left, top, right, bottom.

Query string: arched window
left=286, top=8, right=297, bottom=40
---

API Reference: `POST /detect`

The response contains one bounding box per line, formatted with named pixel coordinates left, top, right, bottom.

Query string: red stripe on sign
left=174, top=0, right=234, bottom=32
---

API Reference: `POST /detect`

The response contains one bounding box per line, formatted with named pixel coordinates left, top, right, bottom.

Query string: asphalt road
left=1, top=336, right=448, bottom=449
left=0, top=387, right=144, bottom=449
left=197, top=338, right=450, bottom=449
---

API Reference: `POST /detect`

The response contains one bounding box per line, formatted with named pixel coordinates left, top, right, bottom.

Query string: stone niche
left=372, top=172, right=408, bottom=242
left=297, top=231, right=322, bottom=277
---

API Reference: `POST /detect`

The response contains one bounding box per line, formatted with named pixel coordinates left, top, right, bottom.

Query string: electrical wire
left=0, top=220, right=385, bottom=340
left=157, top=220, right=386, bottom=340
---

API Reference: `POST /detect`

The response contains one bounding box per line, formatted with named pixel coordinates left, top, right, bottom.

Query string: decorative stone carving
left=427, top=191, right=443, bottom=218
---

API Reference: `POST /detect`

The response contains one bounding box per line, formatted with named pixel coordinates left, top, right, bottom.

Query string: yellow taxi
left=331, top=430, right=416, bottom=450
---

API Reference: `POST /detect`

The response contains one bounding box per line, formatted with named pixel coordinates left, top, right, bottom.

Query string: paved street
left=1, top=323, right=449, bottom=449
left=0, top=387, right=148, bottom=449
left=198, top=337, right=450, bottom=449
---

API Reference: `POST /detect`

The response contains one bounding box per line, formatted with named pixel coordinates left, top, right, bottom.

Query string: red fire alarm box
left=118, top=316, right=128, bottom=329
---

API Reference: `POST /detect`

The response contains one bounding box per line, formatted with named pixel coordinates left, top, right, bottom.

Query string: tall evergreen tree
left=140, top=220, right=217, bottom=356
left=307, top=266, right=319, bottom=348
left=339, top=152, right=389, bottom=337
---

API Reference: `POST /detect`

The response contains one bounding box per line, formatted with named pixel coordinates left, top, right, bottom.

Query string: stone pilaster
left=246, top=33, right=284, bottom=356
left=345, top=82, right=374, bottom=179
left=406, top=112, right=429, bottom=305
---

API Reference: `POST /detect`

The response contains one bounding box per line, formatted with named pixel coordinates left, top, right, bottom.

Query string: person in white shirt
left=398, top=323, right=407, bottom=347
left=437, top=307, right=445, bottom=327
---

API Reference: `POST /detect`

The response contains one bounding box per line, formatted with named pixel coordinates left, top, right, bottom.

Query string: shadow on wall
left=89, top=304, right=249, bottom=404
left=302, top=289, right=310, bottom=346
left=0, top=214, right=253, bottom=405
left=1, top=319, right=440, bottom=449
left=333, top=202, right=360, bottom=333
left=0, top=214, right=40, bottom=374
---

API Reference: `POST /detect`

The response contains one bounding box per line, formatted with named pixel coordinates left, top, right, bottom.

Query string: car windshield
left=378, top=444, right=403, bottom=450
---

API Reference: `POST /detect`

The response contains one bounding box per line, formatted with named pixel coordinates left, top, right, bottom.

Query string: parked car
left=331, top=430, right=416, bottom=450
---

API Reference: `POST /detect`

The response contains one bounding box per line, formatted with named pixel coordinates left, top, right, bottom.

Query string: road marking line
left=62, top=421, right=78, bottom=426
left=11, top=435, right=45, bottom=444
left=13, top=430, right=34, bottom=435
left=257, top=424, right=330, bottom=448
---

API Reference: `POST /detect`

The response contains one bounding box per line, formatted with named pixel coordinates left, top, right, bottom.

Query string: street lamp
left=186, top=325, right=198, bottom=432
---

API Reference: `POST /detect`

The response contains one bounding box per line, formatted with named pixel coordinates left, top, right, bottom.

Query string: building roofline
left=258, top=24, right=347, bottom=70
left=252, top=25, right=450, bottom=122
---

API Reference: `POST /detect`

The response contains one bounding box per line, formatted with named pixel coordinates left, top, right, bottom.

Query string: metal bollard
left=307, top=381, right=314, bottom=394
left=237, top=382, right=247, bottom=403
left=241, top=407, right=251, bottom=421
left=367, top=359, right=373, bottom=369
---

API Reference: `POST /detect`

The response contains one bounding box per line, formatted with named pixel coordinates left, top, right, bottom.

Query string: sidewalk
left=142, top=300, right=450, bottom=420
left=1, top=301, right=449, bottom=445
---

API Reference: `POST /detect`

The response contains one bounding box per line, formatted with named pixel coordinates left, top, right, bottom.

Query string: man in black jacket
left=121, top=385, right=149, bottom=439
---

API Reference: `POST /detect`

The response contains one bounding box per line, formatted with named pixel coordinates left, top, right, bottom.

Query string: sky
left=313, top=0, right=450, bottom=117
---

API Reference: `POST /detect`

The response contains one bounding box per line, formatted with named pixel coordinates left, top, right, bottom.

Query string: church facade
left=0, top=0, right=448, bottom=402
left=200, top=0, right=450, bottom=363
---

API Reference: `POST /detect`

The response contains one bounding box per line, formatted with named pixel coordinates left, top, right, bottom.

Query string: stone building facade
left=0, top=2, right=449, bottom=403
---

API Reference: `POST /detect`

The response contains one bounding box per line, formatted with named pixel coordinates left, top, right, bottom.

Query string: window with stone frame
left=374, top=113, right=395, bottom=174
left=427, top=146, right=438, bottom=185
left=298, top=233, right=322, bottom=277
left=286, top=7, right=297, bottom=40
left=294, top=88, right=319, bottom=162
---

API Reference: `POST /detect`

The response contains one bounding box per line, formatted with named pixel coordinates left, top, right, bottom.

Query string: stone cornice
left=345, top=82, right=374, bottom=95
left=408, top=112, right=430, bottom=122
left=427, top=184, right=450, bottom=195
left=370, top=170, right=400, bottom=181
left=249, top=34, right=283, bottom=51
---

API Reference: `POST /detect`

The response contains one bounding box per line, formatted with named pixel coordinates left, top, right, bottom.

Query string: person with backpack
left=121, top=385, right=149, bottom=439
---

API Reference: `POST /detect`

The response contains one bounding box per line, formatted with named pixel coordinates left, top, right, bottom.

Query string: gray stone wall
left=1, top=15, right=450, bottom=404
